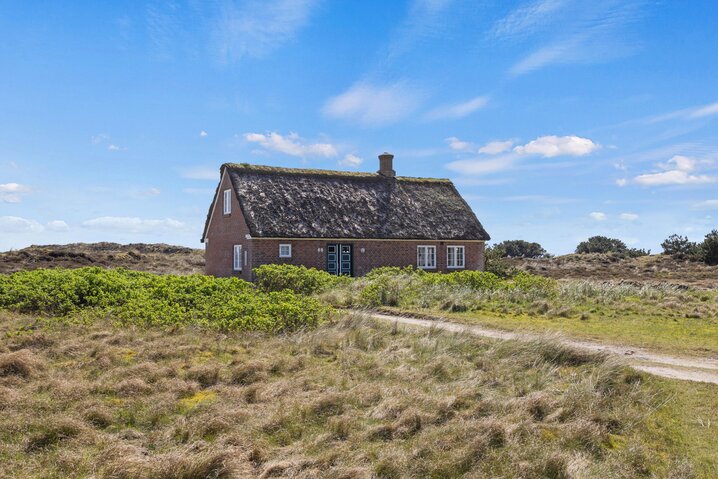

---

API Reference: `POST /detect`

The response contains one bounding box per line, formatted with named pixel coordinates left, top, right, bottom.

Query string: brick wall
left=204, top=171, right=253, bottom=280
left=250, top=239, right=485, bottom=278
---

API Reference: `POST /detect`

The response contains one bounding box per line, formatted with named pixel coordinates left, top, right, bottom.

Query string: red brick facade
left=204, top=172, right=486, bottom=279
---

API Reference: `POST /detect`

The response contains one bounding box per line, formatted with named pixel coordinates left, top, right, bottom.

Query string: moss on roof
left=222, top=163, right=452, bottom=183
left=202, top=163, right=490, bottom=241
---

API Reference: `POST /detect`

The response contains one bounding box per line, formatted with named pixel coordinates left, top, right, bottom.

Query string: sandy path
left=363, top=312, right=718, bottom=385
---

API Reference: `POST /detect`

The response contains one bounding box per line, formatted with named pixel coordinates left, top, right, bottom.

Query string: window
left=223, top=189, right=231, bottom=215
left=279, top=244, right=292, bottom=258
left=447, top=245, right=465, bottom=268
left=417, top=245, right=436, bottom=269
left=233, top=244, right=242, bottom=271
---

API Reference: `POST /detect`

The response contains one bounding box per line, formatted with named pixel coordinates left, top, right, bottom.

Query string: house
left=201, top=153, right=490, bottom=279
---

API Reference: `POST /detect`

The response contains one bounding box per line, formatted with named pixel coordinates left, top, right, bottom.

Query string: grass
left=0, top=310, right=715, bottom=478
left=322, top=270, right=718, bottom=357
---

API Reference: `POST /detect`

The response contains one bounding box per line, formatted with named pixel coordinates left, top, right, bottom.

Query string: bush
left=493, top=240, right=549, bottom=258
left=0, top=268, right=329, bottom=332
left=484, top=245, right=514, bottom=278
left=700, top=229, right=718, bottom=265
left=253, top=264, right=348, bottom=295
left=575, top=236, right=649, bottom=257
left=661, top=234, right=699, bottom=257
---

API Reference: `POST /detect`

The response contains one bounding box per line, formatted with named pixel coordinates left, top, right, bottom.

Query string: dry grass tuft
left=0, top=349, right=42, bottom=378
left=0, top=312, right=709, bottom=478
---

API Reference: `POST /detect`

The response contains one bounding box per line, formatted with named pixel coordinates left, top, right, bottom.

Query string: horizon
left=1, top=1, right=717, bottom=254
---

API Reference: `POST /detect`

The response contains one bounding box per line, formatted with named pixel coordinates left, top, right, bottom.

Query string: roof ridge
left=222, top=162, right=451, bottom=183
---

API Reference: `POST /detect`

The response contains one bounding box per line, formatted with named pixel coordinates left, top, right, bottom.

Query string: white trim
left=279, top=243, right=292, bottom=258
left=233, top=244, right=242, bottom=271
left=223, top=189, right=232, bottom=215
left=447, top=245, right=465, bottom=269
left=202, top=169, right=228, bottom=243
left=417, top=245, right=437, bottom=269
left=251, top=237, right=486, bottom=243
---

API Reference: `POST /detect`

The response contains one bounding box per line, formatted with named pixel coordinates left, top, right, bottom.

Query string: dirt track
left=365, top=312, right=718, bottom=385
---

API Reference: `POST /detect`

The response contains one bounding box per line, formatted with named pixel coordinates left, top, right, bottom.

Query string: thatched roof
left=202, top=163, right=489, bottom=241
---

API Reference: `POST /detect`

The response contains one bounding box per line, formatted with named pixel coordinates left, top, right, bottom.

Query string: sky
left=1, top=0, right=717, bottom=254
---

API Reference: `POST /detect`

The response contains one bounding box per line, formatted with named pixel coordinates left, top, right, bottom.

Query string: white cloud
left=244, top=132, right=338, bottom=158
left=634, top=170, right=715, bottom=186
left=199, top=130, right=208, bottom=137
left=425, top=96, right=488, bottom=120
left=619, top=213, right=639, bottom=221
left=46, top=220, right=69, bottom=232
left=589, top=212, right=607, bottom=221
left=514, top=135, right=599, bottom=157
left=82, top=216, right=186, bottom=234
left=445, top=137, right=474, bottom=152
left=479, top=140, right=513, bottom=155
left=615, top=178, right=628, bottom=187
left=181, top=166, right=219, bottom=180
left=323, top=81, right=423, bottom=126
left=214, top=0, right=319, bottom=63
left=91, top=133, right=109, bottom=145
left=108, top=144, right=121, bottom=151
left=693, top=199, right=718, bottom=210
left=0, top=183, right=30, bottom=203
left=632, top=155, right=716, bottom=186
left=338, top=154, right=363, bottom=168
left=0, top=216, right=44, bottom=233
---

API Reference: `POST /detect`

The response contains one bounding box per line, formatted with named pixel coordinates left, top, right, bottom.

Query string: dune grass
left=0, top=311, right=714, bottom=478
left=321, top=270, right=718, bottom=357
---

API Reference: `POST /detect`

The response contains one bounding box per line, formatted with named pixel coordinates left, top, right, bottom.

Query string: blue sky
left=1, top=0, right=717, bottom=254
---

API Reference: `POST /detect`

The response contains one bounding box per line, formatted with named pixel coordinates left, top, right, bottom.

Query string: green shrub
left=253, top=264, right=348, bottom=295
left=0, top=268, right=329, bottom=332
left=493, top=240, right=550, bottom=258
left=699, top=229, right=718, bottom=265
left=661, top=234, right=699, bottom=258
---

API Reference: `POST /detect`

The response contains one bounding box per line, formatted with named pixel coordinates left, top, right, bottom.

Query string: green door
left=326, top=244, right=352, bottom=276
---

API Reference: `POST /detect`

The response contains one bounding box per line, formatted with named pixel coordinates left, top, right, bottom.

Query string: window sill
left=447, top=266, right=465, bottom=269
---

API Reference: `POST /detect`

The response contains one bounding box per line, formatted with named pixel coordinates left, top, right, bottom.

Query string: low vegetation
left=1, top=312, right=713, bottom=478
left=0, top=267, right=328, bottom=332
left=575, top=236, right=649, bottom=258
left=321, top=266, right=718, bottom=356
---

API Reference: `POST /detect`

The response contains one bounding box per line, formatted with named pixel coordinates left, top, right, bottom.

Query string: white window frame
left=447, top=245, right=465, bottom=269
left=233, top=244, right=242, bottom=271
left=417, top=245, right=436, bottom=269
left=223, top=189, right=231, bottom=215
left=279, top=243, right=292, bottom=258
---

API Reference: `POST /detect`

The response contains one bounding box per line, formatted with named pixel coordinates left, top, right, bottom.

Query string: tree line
left=487, top=230, right=718, bottom=266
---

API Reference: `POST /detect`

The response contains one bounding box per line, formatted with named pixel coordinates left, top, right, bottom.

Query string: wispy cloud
left=199, top=130, right=208, bottom=137
left=589, top=211, right=607, bottom=221
left=619, top=212, right=639, bottom=221
left=46, top=220, right=70, bottom=232
left=445, top=137, right=474, bottom=152
left=425, top=96, right=489, bottom=120
left=323, top=81, right=423, bottom=126
left=338, top=154, right=363, bottom=168
left=213, top=0, right=318, bottom=63
left=479, top=140, right=514, bottom=155
left=645, top=100, right=718, bottom=123
left=0, top=216, right=44, bottom=233
left=446, top=154, right=518, bottom=176
left=244, top=131, right=337, bottom=158
left=82, top=216, right=186, bottom=233
left=489, top=0, right=566, bottom=40
left=514, top=135, right=599, bottom=157
left=632, top=155, right=716, bottom=186
left=384, top=0, right=455, bottom=61
left=0, top=183, right=30, bottom=203
left=496, top=1, right=647, bottom=77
